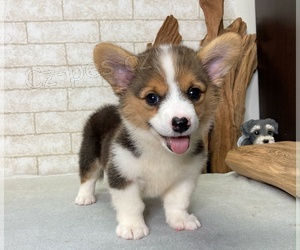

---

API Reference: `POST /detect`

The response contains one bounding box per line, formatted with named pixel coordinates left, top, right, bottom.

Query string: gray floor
left=4, top=173, right=296, bottom=250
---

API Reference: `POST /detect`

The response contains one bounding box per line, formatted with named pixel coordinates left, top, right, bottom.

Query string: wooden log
left=225, top=141, right=299, bottom=197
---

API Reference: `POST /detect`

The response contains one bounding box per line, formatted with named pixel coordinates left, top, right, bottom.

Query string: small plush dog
left=237, top=118, right=278, bottom=146
left=75, top=33, right=242, bottom=240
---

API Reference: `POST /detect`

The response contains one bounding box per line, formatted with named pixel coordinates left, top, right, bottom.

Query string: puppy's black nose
left=263, top=139, right=269, bottom=143
left=172, top=117, right=190, bottom=133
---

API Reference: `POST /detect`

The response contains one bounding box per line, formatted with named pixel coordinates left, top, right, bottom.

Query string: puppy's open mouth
left=165, top=136, right=190, bottom=154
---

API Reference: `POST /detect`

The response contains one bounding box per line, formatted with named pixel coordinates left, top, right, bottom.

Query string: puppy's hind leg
left=75, top=159, right=102, bottom=206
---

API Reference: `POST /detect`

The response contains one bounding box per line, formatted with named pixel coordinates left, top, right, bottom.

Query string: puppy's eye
left=187, top=87, right=201, bottom=101
left=254, top=131, right=259, bottom=135
left=145, top=93, right=160, bottom=106
left=268, top=130, right=273, bottom=135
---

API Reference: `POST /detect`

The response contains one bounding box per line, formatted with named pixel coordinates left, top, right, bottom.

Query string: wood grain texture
left=199, top=0, right=257, bottom=173
left=209, top=33, right=257, bottom=173
left=199, top=0, right=224, bottom=47
left=147, top=15, right=182, bottom=49
left=225, top=141, right=299, bottom=197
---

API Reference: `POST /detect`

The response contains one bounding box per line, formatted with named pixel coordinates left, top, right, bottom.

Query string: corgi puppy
left=75, top=33, right=242, bottom=240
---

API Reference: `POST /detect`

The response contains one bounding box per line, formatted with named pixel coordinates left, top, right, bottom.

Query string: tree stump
left=225, top=141, right=299, bottom=197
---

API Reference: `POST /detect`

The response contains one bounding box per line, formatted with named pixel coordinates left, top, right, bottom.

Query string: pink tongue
left=167, top=136, right=190, bottom=154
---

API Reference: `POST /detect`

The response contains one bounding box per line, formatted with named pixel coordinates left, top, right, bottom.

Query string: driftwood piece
left=147, top=15, right=182, bottom=49
left=199, top=0, right=258, bottom=173
left=199, top=0, right=224, bottom=47
left=209, top=34, right=257, bottom=173
left=225, top=141, right=299, bottom=197
left=224, top=17, right=247, bottom=37
left=232, top=35, right=257, bottom=136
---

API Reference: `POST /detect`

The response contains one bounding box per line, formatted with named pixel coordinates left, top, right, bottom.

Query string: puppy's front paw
left=75, top=194, right=96, bottom=206
left=167, top=212, right=201, bottom=231
left=116, top=223, right=149, bottom=240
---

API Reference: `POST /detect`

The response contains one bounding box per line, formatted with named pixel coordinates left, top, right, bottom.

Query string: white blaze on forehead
left=159, top=46, right=188, bottom=112
left=250, top=125, right=261, bottom=133
left=266, top=124, right=275, bottom=131
left=159, top=45, right=177, bottom=91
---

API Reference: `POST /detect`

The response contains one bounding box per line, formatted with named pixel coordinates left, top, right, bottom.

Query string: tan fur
left=179, top=71, right=206, bottom=92
left=138, top=76, right=168, bottom=99
left=121, top=77, right=169, bottom=128
left=121, top=92, right=157, bottom=130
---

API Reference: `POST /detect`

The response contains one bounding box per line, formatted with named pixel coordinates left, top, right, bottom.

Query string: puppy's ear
left=265, top=118, right=279, bottom=134
left=241, top=119, right=254, bottom=137
left=198, top=33, right=242, bottom=86
left=94, top=43, right=138, bottom=95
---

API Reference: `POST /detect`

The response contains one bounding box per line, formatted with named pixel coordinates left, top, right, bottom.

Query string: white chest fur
left=111, top=129, right=205, bottom=198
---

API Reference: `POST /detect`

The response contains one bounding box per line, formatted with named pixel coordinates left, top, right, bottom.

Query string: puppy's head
left=241, top=118, right=278, bottom=144
left=94, top=33, right=242, bottom=154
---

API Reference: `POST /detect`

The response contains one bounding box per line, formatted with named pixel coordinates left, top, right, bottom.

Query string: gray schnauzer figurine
left=237, top=118, right=278, bottom=146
